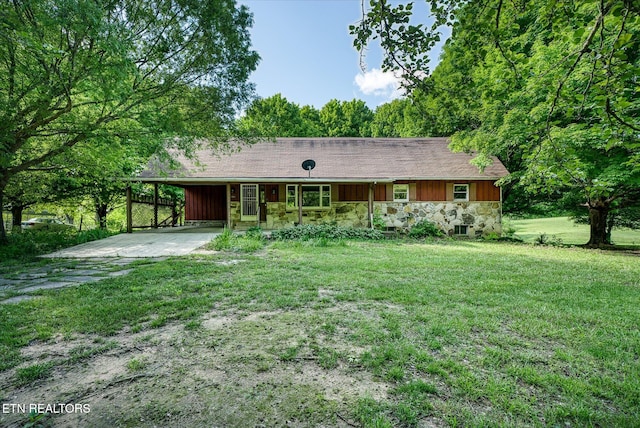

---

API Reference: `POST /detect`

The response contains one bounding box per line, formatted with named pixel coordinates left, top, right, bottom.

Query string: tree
left=299, top=105, right=324, bottom=137
left=237, top=94, right=316, bottom=137
left=3, top=169, right=62, bottom=231
left=370, top=98, right=424, bottom=137
left=54, top=136, right=154, bottom=229
left=352, top=0, right=640, bottom=246
left=319, top=99, right=374, bottom=137
left=0, top=0, right=259, bottom=241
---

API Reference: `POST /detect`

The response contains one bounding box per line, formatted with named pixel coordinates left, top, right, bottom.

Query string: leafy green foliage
left=271, top=224, right=384, bottom=241
left=407, top=219, right=443, bottom=238
left=372, top=209, right=387, bottom=230
left=237, top=94, right=377, bottom=138
left=237, top=93, right=318, bottom=137
left=319, top=99, right=374, bottom=137
left=353, top=0, right=640, bottom=246
left=208, top=227, right=265, bottom=252
left=0, top=0, right=259, bottom=239
left=370, top=98, right=425, bottom=137
left=534, top=233, right=564, bottom=247
left=0, top=229, right=114, bottom=261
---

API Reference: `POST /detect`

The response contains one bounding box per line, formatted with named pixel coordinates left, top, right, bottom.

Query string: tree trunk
left=587, top=200, right=611, bottom=247
left=11, top=205, right=24, bottom=233
left=606, top=211, right=615, bottom=244
left=95, top=203, right=108, bottom=230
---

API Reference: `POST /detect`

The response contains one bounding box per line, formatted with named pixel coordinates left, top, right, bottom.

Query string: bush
left=0, top=228, right=117, bottom=261
left=244, top=226, right=265, bottom=240
left=207, top=227, right=265, bottom=252
left=534, top=233, right=563, bottom=246
left=75, top=228, right=114, bottom=244
left=271, top=224, right=384, bottom=241
left=372, top=209, right=386, bottom=230
left=407, top=220, right=444, bottom=239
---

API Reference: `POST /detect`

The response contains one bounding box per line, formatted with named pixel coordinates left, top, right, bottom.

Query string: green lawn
left=1, top=240, right=639, bottom=427
left=508, top=216, right=640, bottom=246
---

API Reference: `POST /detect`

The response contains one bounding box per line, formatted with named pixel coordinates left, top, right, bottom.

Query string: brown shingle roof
left=139, top=138, right=509, bottom=183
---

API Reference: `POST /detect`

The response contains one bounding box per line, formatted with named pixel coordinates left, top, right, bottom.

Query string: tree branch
left=605, top=98, right=640, bottom=131
left=546, top=1, right=611, bottom=133
left=494, top=0, right=521, bottom=81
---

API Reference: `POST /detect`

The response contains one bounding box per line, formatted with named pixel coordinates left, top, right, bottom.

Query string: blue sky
left=240, top=0, right=447, bottom=110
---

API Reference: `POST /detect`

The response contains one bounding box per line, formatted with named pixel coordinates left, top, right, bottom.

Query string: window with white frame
left=393, top=184, right=409, bottom=202
left=286, top=185, right=331, bottom=209
left=453, top=184, right=469, bottom=201
left=286, top=186, right=297, bottom=209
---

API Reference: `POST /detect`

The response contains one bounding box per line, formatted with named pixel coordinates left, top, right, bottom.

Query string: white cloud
left=354, top=68, right=403, bottom=100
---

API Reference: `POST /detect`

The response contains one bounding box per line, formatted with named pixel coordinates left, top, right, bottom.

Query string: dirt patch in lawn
left=0, top=305, right=396, bottom=428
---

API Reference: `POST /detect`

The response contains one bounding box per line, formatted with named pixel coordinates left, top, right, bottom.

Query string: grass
left=1, top=239, right=639, bottom=426
left=206, top=227, right=266, bottom=252
left=0, top=228, right=115, bottom=262
left=508, top=216, right=640, bottom=246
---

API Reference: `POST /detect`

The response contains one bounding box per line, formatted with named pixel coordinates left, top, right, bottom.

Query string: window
left=454, top=225, right=468, bottom=235
left=286, top=185, right=331, bottom=209
left=393, top=184, right=409, bottom=202
left=286, top=186, right=297, bottom=209
left=453, top=184, right=469, bottom=201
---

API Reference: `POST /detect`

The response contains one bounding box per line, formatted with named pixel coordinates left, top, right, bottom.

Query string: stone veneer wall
left=264, top=202, right=369, bottom=229
left=231, top=201, right=369, bottom=229
left=375, top=201, right=502, bottom=236
left=230, top=199, right=502, bottom=236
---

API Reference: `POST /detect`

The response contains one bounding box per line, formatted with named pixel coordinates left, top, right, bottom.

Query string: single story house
left=133, top=138, right=509, bottom=236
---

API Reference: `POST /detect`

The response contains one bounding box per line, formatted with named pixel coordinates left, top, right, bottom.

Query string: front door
left=241, top=184, right=258, bottom=221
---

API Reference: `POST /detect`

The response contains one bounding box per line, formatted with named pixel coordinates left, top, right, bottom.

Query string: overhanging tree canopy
left=0, top=0, right=259, bottom=240
left=352, top=0, right=640, bottom=246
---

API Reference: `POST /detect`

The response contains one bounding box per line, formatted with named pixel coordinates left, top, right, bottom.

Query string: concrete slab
left=1, top=295, right=35, bottom=304
left=21, top=282, right=76, bottom=293
left=44, top=228, right=221, bottom=258
left=0, top=257, right=145, bottom=304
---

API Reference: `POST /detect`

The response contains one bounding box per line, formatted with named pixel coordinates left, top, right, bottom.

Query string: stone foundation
left=265, top=202, right=369, bottom=229
left=375, top=201, right=502, bottom=236
left=228, top=200, right=502, bottom=236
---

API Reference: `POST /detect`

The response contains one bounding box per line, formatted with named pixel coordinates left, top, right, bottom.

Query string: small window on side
left=393, top=184, right=409, bottom=202
left=453, top=184, right=469, bottom=201
left=454, top=225, right=468, bottom=235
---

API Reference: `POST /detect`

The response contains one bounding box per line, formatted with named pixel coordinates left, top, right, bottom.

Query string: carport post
left=226, top=183, right=232, bottom=229
left=368, top=182, right=374, bottom=229
left=153, top=183, right=159, bottom=229
left=126, top=186, right=133, bottom=233
left=298, top=183, right=302, bottom=226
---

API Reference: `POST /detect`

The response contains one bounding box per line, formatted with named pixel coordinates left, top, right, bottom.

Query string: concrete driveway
left=45, top=227, right=222, bottom=258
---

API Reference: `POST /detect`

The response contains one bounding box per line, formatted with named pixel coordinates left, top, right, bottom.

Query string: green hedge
left=271, top=224, right=384, bottom=241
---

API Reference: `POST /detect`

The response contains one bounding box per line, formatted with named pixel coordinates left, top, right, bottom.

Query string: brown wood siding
left=230, top=184, right=240, bottom=202
left=415, top=181, right=447, bottom=201
left=338, top=184, right=368, bottom=201
left=185, top=186, right=227, bottom=220
left=372, top=181, right=499, bottom=202
left=475, top=181, right=501, bottom=201
left=374, top=184, right=387, bottom=201
left=265, top=184, right=279, bottom=202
